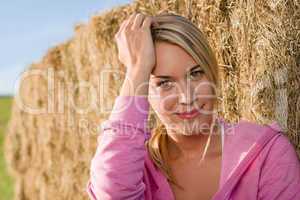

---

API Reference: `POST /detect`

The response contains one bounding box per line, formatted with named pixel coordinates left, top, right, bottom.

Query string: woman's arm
left=86, top=95, right=151, bottom=200
left=258, top=133, right=300, bottom=199
left=86, top=12, right=156, bottom=199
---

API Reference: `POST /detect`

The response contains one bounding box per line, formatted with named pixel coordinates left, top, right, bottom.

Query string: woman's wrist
left=119, top=66, right=151, bottom=97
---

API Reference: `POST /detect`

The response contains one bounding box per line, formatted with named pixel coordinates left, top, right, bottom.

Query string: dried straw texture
left=4, top=0, right=300, bottom=199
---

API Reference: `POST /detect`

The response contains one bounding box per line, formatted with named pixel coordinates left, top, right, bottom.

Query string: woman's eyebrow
left=187, top=64, right=201, bottom=72
left=151, top=64, right=201, bottom=79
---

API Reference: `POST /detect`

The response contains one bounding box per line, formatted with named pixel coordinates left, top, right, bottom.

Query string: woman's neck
left=166, top=122, right=222, bottom=163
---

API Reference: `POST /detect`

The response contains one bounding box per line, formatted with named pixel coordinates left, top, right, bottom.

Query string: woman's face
left=148, top=41, right=217, bottom=136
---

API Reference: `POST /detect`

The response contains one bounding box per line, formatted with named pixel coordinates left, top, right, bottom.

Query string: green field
left=0, top=97, right=14, bottom=200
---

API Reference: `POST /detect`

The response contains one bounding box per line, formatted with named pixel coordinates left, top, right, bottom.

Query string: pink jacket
left=86, top=95, right=300, bottom=200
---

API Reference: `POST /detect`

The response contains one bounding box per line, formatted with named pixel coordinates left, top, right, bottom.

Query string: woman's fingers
left=115, top=13, right=136, bottom=39
left=132, top=13, right=145, bottom=30
left=115, top=19, right=127, bottom=39
left=124, top=13, right=137, bottom=31
left=119, top=19, right=128, bottom=33
left=118, top=13, right=154, bottom=34
left=142, top=16, right=153, bottom=29
left=114, top=11, right=156, bottom=71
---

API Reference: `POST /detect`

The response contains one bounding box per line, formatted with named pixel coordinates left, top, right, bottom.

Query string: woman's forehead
left=152, top=42, right=198, bottom=78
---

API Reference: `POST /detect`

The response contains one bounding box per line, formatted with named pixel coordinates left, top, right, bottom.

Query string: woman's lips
left=175, top=104, right=205, bottom=119
left=177, top=109, right=199, bottom=119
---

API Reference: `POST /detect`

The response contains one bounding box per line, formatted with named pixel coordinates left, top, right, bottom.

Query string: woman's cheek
left=158, top=93, right=178, bottom=115
left=148, top=91, right=170, bottom=113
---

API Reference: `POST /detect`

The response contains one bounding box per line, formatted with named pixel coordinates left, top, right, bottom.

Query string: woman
left=86, top=12, right=300, bottom=200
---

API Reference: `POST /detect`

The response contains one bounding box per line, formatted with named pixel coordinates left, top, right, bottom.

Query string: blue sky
left=0, top=0, right=133, bottom=96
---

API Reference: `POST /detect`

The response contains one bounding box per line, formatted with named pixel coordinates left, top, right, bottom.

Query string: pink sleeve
left=258, top=132, right=300, bottom=199
left=86, top=96, right=151, bottom=200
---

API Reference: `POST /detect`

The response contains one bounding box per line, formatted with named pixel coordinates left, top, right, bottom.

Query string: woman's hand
left=114, top=12, right=156, bottom=75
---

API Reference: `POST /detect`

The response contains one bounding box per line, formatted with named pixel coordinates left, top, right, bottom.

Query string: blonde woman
left=86, top=12, right=300, bottom=200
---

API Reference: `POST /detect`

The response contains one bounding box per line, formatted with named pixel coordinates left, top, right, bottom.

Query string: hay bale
left=4, top=0, right=299, bottom=199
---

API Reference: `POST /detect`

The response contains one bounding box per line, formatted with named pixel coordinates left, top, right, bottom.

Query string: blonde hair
left=145, top=12, right=220, bottom=190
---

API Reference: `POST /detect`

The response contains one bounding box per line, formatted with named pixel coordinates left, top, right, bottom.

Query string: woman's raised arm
left=86, top=12, right=157, bottom=199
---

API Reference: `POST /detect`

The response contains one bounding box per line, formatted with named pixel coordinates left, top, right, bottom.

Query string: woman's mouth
left=175, top=104, right=205, bottom=120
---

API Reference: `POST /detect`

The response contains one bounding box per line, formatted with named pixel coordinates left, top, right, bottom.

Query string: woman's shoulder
left=219, top=117, right=289, bottom=160
left=221, top=117, right=282, bottom=144
left=223, top=117, right=299, bottom=162
left=257, top=124, right=300, bottom=199
left=217, top=118, right=300, bottom=199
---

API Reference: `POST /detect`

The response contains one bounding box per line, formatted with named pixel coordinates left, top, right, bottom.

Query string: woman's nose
left=178, top=81, right=196, bottom=105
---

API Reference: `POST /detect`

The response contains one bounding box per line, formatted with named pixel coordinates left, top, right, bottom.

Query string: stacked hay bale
left=4, top=0, right=299, bottom=199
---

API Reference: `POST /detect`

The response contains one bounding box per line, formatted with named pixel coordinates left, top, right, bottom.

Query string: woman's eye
left=189, top=70, right=204, bottom=80
left=156, top=80, right=173, bottom=89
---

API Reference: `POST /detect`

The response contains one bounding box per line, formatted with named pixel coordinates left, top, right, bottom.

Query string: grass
left=0, top=96, right=14, bottom=200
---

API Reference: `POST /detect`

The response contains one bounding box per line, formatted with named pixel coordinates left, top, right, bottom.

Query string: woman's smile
left=175, top=103, right=205, bottom=120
